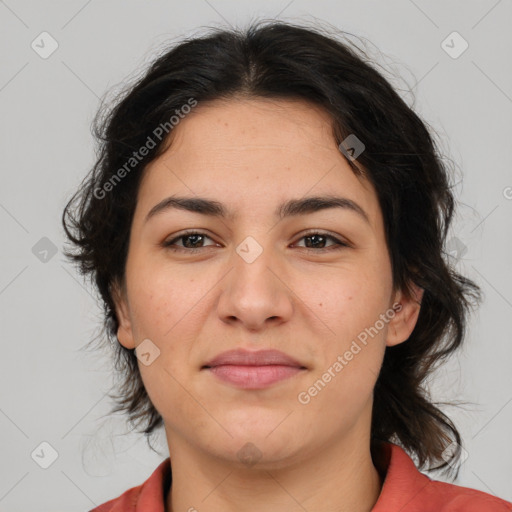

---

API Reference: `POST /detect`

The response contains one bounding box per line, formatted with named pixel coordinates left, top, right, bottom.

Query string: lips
left=202, top=349, right=306, bottom=390
left=202, top=349, right=305, bottom=369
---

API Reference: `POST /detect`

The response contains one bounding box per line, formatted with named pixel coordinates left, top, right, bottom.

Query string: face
left=114, top=97, right=422, bottom=469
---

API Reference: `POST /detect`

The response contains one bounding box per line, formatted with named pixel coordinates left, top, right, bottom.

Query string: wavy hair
left=62, top=19, right=481, bottom=476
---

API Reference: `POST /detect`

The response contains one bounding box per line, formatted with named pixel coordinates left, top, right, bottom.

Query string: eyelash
left=162, top=230, right=350, bottom=253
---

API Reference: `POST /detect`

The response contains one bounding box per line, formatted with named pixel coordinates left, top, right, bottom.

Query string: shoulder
left=89, top=486, right=142, bottom=512
left=372, top=442, right=512, bottom=511
left=422, top=479, right=512, bottom=511
left=88, top=458, right=171, bottom=512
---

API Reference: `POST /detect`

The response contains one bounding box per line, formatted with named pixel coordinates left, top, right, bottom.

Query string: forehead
left=160, top=97, right=340, bottom=160
left=137, top=97, right=381, bottom=229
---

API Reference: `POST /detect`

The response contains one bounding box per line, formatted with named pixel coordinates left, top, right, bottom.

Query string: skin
left=113, top=97, right=423, bottom=512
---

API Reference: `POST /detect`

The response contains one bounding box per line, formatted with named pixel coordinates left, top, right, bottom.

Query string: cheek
left=295, top=265, right=390, bottom=393
left=127, top=264, right=212, bottom=372
left=127, top=261, right=209, bottom=340
left=298, top=265, right=391, bottom=340
left=298, top=326, right=386, bottom=425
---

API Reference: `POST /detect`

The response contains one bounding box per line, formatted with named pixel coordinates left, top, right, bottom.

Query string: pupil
left=306, top=235, right=325, bottom=248
left=184, top=235, right=203, bottom=248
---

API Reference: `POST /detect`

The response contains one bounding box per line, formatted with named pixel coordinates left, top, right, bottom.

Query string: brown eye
left=293, top=232, right=349, bottom=252
left=162, top=231, right=216, bottom=252
left=162, top=230, right=349, bottom=254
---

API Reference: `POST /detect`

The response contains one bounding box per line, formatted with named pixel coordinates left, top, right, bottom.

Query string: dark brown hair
left=62, top=19, right=481, bottom=476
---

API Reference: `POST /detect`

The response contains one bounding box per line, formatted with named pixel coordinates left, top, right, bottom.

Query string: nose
left=216, top=242, right=294, bottom=332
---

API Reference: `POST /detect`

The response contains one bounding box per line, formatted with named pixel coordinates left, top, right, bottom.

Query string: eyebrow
left=144, top=194, right=370, bottom=225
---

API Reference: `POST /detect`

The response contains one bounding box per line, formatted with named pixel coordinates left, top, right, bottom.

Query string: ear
left=386, top=282, right=424, bottom=347
left=111, top=280, right=136, bottom=350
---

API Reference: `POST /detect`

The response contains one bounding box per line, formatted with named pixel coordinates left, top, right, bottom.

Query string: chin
left=210, top=438, right=304, bottom=471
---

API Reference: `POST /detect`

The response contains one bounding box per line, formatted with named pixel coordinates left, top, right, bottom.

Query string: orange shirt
left=91, top=442, right=512, bottom=511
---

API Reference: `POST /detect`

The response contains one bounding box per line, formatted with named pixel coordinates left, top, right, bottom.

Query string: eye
left=162, top=230, right=217, bottom=252
left=293, top=231, right=350, bottom=252
left=162, top=230, right=350, bottom=253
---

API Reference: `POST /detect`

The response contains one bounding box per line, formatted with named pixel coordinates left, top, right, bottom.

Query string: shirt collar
left=371, top=441, right=433, bottom=510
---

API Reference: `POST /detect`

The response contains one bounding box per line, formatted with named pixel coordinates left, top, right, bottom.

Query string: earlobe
left=386, top=282, right=424, bottom=347
left=111, top=280, right=136, bottom=350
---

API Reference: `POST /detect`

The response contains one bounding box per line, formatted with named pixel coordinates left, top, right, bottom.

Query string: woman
left=62, top=20, right=512, bottom=511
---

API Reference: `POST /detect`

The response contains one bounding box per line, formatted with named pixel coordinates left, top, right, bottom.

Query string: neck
left=165, top=413, right=383, bottom=512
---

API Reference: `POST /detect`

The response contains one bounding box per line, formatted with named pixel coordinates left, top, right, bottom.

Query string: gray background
left=1, top=0, right=511, bottom=509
